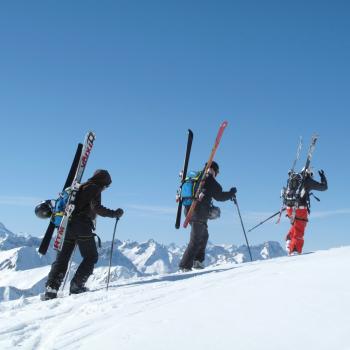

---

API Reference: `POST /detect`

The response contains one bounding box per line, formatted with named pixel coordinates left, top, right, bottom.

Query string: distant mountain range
left=0, top=222, right=286, bottom=301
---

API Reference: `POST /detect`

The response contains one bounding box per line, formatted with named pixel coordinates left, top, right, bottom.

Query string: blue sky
left=0, top=0, right=349, bottom=252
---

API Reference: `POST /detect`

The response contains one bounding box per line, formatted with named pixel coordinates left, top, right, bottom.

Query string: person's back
left=298, top=169, right=328, bottom=207
left=73, top=169, right=117, bottom=224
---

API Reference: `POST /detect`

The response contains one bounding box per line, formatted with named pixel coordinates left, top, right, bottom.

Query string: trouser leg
left=285, top=207, right=293, bottom=253
left=289, top=209, right=308, bottom=254
left=71, top=236, right=98, bottom=286
left=179, top=222, right=208, bottom=269
left=194, top=225, right=209, bottom=263
left=46, top=239, right=76, bottom=290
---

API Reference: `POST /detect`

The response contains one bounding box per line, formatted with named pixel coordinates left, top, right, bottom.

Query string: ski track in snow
left=0, top=248, right=350, bottom=350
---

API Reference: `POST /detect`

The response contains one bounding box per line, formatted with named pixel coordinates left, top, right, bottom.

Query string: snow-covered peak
left=0, top=222, right=14, bottom=238
left=0, top=223, right=41, bottom=251
left=0, top=246, right=53, bottom=271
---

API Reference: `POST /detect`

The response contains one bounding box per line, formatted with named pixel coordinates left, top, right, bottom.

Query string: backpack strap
left=76, top=233, right=101, bottom=248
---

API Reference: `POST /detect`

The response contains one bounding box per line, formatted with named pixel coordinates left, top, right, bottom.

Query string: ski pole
left=106, top=218, right=119, bottom=291
left=232, top=196, right=253, bottom=262
left=61, top=244, right=77, bottom=292
left=247, top=208, right=286, bottom=233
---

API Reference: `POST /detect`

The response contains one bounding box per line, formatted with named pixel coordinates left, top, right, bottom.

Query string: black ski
left=38, top=143, right=83, bottom=255
left=175, top=129, right=193, bottom=229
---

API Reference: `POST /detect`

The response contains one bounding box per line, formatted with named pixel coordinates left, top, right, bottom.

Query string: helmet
left=35, top=200, right=53, bottom=219
left=301, top=166, right=313, bottom=177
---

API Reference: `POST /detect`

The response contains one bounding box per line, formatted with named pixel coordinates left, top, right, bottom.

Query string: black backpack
left=282, top=172, right=303, bottom=207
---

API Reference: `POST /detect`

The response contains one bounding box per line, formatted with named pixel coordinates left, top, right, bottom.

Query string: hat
left=210, top=161, right=219, bottom=176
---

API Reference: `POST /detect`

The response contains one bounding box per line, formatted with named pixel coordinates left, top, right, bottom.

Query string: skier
left=44, top=169, right=124, bottom=299
left=285, top=168, right=328, bottom=255
left=179, top=161, right=236, bottom=271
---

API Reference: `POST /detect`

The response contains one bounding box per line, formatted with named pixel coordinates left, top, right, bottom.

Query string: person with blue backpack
left=179, top=161, right=237, bottom=271
left=44, top=169, right=123, bottom=300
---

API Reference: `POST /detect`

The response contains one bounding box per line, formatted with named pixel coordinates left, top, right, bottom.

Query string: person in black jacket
left=179, top=162, right=236, bottom=271
left=286, top=168, right=328, bottom=255
left=44, top=169, right=123, bottom=299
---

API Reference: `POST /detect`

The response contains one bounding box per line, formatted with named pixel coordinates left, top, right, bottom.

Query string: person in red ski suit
left=286, top=169, right=327, bottom=254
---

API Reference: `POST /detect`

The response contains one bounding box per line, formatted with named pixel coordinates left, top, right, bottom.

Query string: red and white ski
left=183, top=121, right=228, bottom=228
left=53, top=131, right=96, bottom=251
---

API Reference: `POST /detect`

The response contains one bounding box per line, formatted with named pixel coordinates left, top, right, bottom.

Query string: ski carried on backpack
left=183, top=121, right=228, bottom=228
left=276, top=136, right=303, bottom=224
left=175, top=129, right=193, bottom=229
left=38, top=143, right=83, bottom=255
left=301, top=134, right=318, bottom=179
left=53, top=131, right=96, bottom=251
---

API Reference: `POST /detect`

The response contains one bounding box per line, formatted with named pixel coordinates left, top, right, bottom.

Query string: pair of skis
left=175, top=121, right=228, bottom=229
left=175, top=122, right=253, bottom=261
left=38, top=131, right=96, bottom=255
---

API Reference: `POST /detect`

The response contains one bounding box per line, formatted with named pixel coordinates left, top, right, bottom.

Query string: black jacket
left=299, top=173, right=328, bottom=206
left=192, top=174, right=232, bottom=222
left=73, top=170, right=117, bottom=223
left=202, top=174, right=233, bottom=203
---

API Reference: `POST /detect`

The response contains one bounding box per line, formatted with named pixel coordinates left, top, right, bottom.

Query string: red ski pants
left=286, top=207, right=308, bottom=254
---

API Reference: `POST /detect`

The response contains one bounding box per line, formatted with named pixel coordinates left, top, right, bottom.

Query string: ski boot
left=179, top=267, right=192, bottom=273
left=193, top=260, right=205, bottom=269
left=43, top=286, right=58, bottom=300
left=70, top=281, right=89, bottom=295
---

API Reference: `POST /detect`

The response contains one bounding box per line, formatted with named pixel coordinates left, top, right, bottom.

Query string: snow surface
left=0, top=222, right=286, bottom=301
left=0, top=246, right=349, bottom=350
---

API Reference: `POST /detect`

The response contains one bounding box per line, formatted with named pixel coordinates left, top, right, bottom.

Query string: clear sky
left=0, top=0, right=349, bottom=252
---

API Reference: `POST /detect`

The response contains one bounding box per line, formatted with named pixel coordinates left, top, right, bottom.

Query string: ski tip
left=188, top=129, right=193, bottom=135
left=87, top=131, right=97, bottom=139
left=221, top=121, right=228, bottom=127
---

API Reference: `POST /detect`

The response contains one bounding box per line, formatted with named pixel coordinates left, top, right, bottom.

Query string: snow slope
left=0, top=222, right=286, bottom=301
left=0, top=246, right=349, bottom=350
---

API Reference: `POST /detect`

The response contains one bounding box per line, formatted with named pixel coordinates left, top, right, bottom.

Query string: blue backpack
left=51, top=188, right=71, bottom=227
left=180, top=170, right=203, bottom=206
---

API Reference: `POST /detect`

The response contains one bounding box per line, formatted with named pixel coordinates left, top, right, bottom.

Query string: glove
left=114, top=208, right=124, bottom=218
left=318, top=169, right=326, bottom=179
left=229, top=187, right=237, bottom=198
